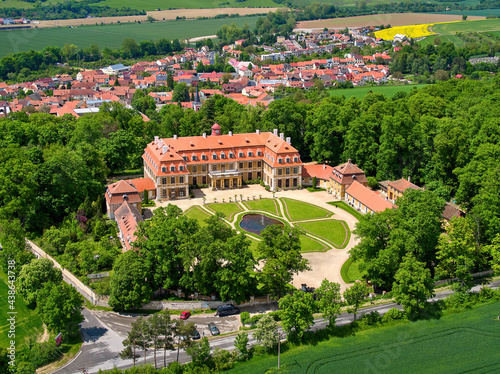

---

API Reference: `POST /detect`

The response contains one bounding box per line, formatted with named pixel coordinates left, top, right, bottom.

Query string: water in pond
left=240, top=214, right=283, bottom=236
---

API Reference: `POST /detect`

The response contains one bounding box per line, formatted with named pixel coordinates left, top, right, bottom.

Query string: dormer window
left=170, top=166, right=175, bottom=172
left=192, top=155, right=197, bottom=161
left=239, top=152, right=244, bottom=157
left=182, top=156, right=187, bottom=161
left=161, top=167, right=166, bottom=173
left=293, top=157, right=298, bottom=162
left=221, top=152, right=226, bottom=159
left=179, top=165, right=184, bottom=171
left=201, top=154, right=207, bottom=161
left=278, top=158, right=283, bottom=164
left=212, top=153, right=217, bottom=160
left=229, top=152, right=234, bottom=159
left=286, top=157, right=291, bottom=163
left=248, top=151, right=253, bottom=157
left=257, top=151, right=262, bottom=156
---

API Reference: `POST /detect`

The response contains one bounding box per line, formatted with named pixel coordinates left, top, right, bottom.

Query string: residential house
left=330, top=159, right=368, bottom=199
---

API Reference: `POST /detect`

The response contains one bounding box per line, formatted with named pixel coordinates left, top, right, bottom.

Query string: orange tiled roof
left=387, top=178, right=420, bottom=193
left=302, top=164, right=334, bottom=180
left=346, top=180, right=394, bottom=213
left=115, top=200, right=143, bottom=251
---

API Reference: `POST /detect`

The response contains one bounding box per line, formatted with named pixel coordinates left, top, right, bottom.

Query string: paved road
left=53, top=280, right=500, bottom=374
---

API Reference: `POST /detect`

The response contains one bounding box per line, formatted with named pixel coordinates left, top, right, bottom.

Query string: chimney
left=202, top=133, right=207, bottom=138
left=123, top=194, right=128, bottom=201
left=162, top=145, right=168, bottom=154
left=285, top=136, right=291, bottom=144
left=256, top=129, right=260, bottom=134
left=323, top=164, right=326, bottom=169
left=154, top=136, right=159, bottom=144
left=173, top=134, right=178, bottom=140
left=273, top=129, right=278, bottom=136
left=408, top=176, right=411, bottom=182
left=279, top=133, right=284, bottom=140
left=348, top=158, right=351, bottom=163
left=229, top=131, right=233, bottom=136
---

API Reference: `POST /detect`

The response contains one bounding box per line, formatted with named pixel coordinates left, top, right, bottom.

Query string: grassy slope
left=328, top=84, right=428, bottom=100
left=0, top=270, right=44, bottom=348
left=227, top=300, right=500, bottom=374
left=296, top=219, right=348, bottom=248
left=0, top=16, right=261, bottom=57
left=432, top=18, right=500, bottom=34
left=327, top=201, right=363, bottom=221
left=98, top=0, right=280, bottom=10
left=281, top=198, right=333, bottom=221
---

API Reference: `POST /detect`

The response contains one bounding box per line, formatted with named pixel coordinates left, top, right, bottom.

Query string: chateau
left=142, top=124, right=303, bottom=200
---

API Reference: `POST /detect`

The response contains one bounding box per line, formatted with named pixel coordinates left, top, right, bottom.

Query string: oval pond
left=239, top=213, right=284, bottom=236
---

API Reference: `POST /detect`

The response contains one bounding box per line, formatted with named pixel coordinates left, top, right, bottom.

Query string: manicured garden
left=184, top=206, right=212, bottom=226
left=206, top=201, right=242, bottom=220
left=340, top=257, right=364, bottom=283
left=227, top=300, right=500, bottom=374
left=296, top=219, right=350, bottom=248
left=281, top=198, right=333, bottom=221
left=0, top=270, right=44, bottom=347
left=299, top=235, right=328, bottom=252
left=243, top=198, right=279, bottom=216
left=328, top=201, right=364, bottom=221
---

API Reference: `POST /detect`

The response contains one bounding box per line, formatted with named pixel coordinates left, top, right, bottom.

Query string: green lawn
left=98, top=0, right=280, bottom=10
left=296, top=219, right=349, bottom=248
left=184, top=206, right=212, bottom=226
left=327, top=201, right=363, bottom=221
left=281, top=198, right=333, bottom=222
left=327, top=84, right=428, bottom=100
left=340, top=257, right=364, bottom=283
left=227, top=300, right=500, bottom=374
left=299, top=235, right=328, bottom=252
left=248, top=238, right=261, bottom=257
left=243, top=198, right=279, bottom=216
left=0, top=270, right=44, bottom=348
left=432, top=18, right=500, bottom=35
left=206, top=202, right=242, bottom=220
left=0, top=16, right=262, bottom=57
left=419, top=34, right=466, bottom=47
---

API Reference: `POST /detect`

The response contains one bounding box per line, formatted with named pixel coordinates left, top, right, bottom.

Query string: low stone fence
left=26, top=239, right=110, bottom=307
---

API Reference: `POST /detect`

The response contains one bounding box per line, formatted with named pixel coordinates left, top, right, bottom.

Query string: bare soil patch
left=295, top=13, right=484, bottom=31
left=35, top=7, right=280, bottom=28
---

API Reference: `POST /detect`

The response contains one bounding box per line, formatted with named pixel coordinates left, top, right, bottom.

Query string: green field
left=0, top=270, right=44, bottom=348
left=328, top=84, right=428, bottom=100
left=296, top=219, right=349, bottom=248
left=432, top=18, right=500, bottom=35
left=0, top=16, right=262, bottom=57
left=299, top=234, right=328, bottom=252
left=206, top=202, right=242, bottom=220
left=184, top=206, right=212, bottom=226
left=99, top=0, right=280, bottom=10
left=419, top=34, right=466, bottom=47
left=431, top=9, right=500, bottom=17
left=281, top=198, right=333, bottom=222
left=243, top=198, right=279, bottom=216
left=227, top=300, right=500, bottom=374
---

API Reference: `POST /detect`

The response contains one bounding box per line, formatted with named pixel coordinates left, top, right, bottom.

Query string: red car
left=180, top=311, right=191, bottom=320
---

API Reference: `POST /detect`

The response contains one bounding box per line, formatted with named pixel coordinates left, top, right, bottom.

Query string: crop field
left=373, top=22, right=447, bottom=40
left=431, top=9, right=500, bottom=17
left=0, top=270, right=44, bottom=348
left=328, top=84, right=428, bottom=100
left=431, top=18, right=500, bottom=35
left=0, top=16, right=262, bottom=57
left=295, top=13, right=483, bottom=31
left=227, top=300, right=500, bottom=374
left=98, top=0, right=282, bottom=11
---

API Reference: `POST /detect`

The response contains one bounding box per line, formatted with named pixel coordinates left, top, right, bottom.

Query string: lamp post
left=277, top=330, right=285, bottom=369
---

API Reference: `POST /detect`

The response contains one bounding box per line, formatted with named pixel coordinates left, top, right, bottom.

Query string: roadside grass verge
left=327, top=201, right=363, bottom=221
left=296, top=219, right=350, bottom=249
left=281, top=198, right=333, bottom=222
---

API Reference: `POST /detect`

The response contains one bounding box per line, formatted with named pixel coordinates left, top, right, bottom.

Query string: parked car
left=192, top=330, right=201, bottom=340
left=215, top=304, right=240, bottom=317
left=180, top=311, right=191, bottom=320
left=208, top=322, right=220, bottom=336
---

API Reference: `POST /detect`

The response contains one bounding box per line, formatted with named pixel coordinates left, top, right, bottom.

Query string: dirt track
left=295, top=13, right=484, bottom=31
left=35, top=7, right=280, bottom=28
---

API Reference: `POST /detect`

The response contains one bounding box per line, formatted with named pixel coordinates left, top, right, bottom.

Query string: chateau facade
left=142, top=124, right=303, bottom=200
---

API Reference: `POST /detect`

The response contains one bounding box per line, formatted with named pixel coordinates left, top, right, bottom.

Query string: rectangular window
left=229, top=152, right=234, bottom=159
left=248, top=172, right=253, bottom=180
left=286, top=179, right=290, bottom=187
left=202, top=165, right=207, bottom=172
left=179, top=176, right=184, bottom=184
left=161, top=167, right=166, bottom=173
left=293, top=157, right=298, bottom=162
left=202, top=155, right=207, bottom=160
left=286, top=157, right=290, bottom=163
left=179, top=165, right=184, bottom=171
left=170, top=177, right=176, bottom=184
left=248, top=162, right=253, bottom=168
left=192, top=165, right=197, bottom=173
left=257, top=161, right=261, bottom=167
left=212, top=154, right=217, bottom=160
left=278, top=169, right=282, bottom=176
left=257, top=171, right=261, bottom=179
left=192, top=155, right=197, bottom=161
left=239, top=162, right=243, bottom=169
left=278, top=158, right=283, bottom=164
left=278, top=179, right=282, bottom=188
left=229, top=163, right=234, bottom=170
left=161, top=177, right=167, bottom=185
left=293, top=167, right=298, bottom=174
left=161, top=188, right=168, bottom=198
left=183, top=156, right=187, bottom=161
left=257, top=151, right=262, bottom=156
left=293, top=178, right=297, bottom=187
left=286, top=168, right=290, bottom=175
left=202, top=176, right=207, bottom=184
left=239, top=152, right=244, bottom=157
left=211, top=164, right=217, bottom=171
left=170, top=166, right=175, bottom=172
left=248, top=151, right=253, bottom=157
left=221, top=153, right=226, bottom=159
left=178, top=188, right=186, bottom=197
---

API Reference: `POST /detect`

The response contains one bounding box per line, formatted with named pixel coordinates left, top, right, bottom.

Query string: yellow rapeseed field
left=373, top=21, right=461, bottom=40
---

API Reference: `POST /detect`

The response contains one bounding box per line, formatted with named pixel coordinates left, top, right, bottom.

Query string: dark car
left=215, top=304, right=240, bottom=317
left=208, top=322, right=220, bottom=336
left=192, top=330, right=201, bottom=340
left=180, top=311, right=191, bottom=320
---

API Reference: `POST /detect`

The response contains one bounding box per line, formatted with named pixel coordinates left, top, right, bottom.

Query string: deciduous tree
left=279, top=291, right=316, bottom=340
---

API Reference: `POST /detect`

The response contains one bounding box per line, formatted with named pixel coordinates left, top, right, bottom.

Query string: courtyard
left=152, top=185, right=360, bottom=291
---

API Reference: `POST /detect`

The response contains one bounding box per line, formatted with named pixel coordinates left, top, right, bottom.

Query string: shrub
left=240, top=311, right=250, bottom=324
left=358, top=311, right=382, bottom=327
left=382, top=308, right=405, bottom=323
